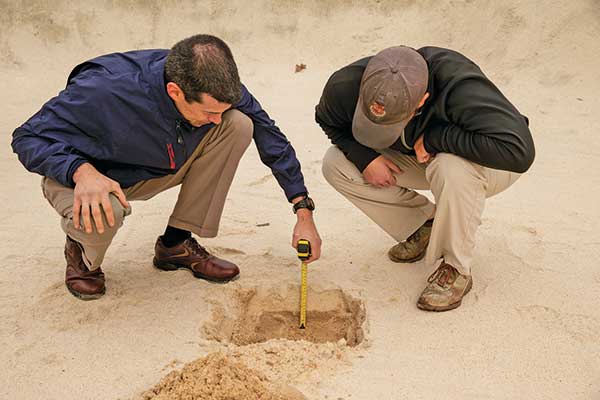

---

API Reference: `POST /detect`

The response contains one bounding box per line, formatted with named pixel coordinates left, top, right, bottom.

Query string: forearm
left=11, top=128, right=88, bottom=186
left=424, top=120, right=535, bottom=173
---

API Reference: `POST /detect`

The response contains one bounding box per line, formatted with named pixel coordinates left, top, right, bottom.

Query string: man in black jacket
left=316, top=46, right=534, bottom=311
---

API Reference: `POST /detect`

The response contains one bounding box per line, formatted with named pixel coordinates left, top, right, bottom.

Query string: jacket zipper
left=175, top=120, right=187, bottom=158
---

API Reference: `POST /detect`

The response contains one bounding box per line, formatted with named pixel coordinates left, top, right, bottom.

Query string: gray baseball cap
left=352, top=46, right=429, bottom=149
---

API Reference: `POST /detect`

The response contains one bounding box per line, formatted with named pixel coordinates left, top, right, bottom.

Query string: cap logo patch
left=369, top=102, right=386, bottom=118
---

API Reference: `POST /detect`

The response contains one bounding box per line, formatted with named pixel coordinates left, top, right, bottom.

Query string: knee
left=107, top=194, right=130, bottom=228
left=426, top=153, right=486, bottom=189
left=221, top=109, right=253, bottom=146
left=322, top=146, right=344, bottom=186
left=322, top=146, right=361, bottom=189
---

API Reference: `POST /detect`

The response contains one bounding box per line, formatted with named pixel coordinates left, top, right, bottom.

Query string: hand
left=291, top=209, right=322, bottom=264
left=362, top=155, right=403, bottom=188
left=72, top=163, right=130, bottom=234
left=414, top=134, right=432, bottom=163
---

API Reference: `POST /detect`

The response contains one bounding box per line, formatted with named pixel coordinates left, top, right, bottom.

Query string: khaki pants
left=322, top=146, right=521, bottom=275
left=42, top=110, right=253, bottom=269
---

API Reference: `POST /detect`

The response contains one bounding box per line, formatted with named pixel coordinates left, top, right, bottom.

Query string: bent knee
left=222, top=109, right=253, bottom=143
left=322, top=146, right=345, bottom=184
left=107, top=194, right=130, bottom=227
left=322, top=146, right=363, bottom=187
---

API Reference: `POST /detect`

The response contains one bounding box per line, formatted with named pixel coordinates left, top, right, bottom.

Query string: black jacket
left=315, top=46, right=535, bottom=173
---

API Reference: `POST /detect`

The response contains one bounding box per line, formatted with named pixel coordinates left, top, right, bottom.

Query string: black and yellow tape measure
left=297, top=239, right=311, bottom=329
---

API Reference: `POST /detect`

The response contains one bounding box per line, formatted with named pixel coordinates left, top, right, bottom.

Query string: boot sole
left=67, top=285, right=105, bottom=300
left=153, top=258, right=238, bottom=283
left=388, top=249, right=427, bottom=263
left=416, top=278, right=473, bottom=312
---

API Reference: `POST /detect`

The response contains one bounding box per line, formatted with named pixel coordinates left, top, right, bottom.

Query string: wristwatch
left=293, top=196, right=315, bottom=214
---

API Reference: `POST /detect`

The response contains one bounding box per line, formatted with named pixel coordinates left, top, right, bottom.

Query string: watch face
left=294, top=197, right=315, bottom=213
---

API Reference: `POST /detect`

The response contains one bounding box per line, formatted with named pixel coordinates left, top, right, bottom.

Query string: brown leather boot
left=388, top=219, right=433, bottom=263
left=64, top=236, right=106, bottom=300
left=153, top=237, right=240, bottom=282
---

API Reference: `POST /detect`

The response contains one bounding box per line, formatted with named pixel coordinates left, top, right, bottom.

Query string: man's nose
left=208, top=114, right=222, bottom=124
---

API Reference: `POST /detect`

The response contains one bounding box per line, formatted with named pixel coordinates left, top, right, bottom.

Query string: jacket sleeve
left=11, top=91, right=90, bottom=187
left=423, top=77, right=535, bottom=173
left=315, top=79, right=380, bottom=172
left=234, top=84, right=307, bottom=201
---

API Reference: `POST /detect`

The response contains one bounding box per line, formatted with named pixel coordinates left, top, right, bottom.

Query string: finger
left=113, top=186, right=130, bottom=209
left=306, top=247, right=321, bottom=263
left=73, top=196, right=82, bottom=230
left=101, top=195, right=115, bottom=227
left=81, top=202, right=93, bottom=234
left=386, top=160, right=403, bottom=174
left=310, top=240, right=322, bottom=263
left=91, top=203, right=105, bottom=234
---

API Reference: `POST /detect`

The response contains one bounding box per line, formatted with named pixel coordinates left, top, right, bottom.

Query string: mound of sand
left=142, top=352, right=306, bottom=400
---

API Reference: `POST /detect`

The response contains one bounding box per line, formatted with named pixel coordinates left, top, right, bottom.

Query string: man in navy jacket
left=12, top=34, right=321, bottom=300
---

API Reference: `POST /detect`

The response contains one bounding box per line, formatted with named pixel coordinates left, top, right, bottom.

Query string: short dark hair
left=165, top=34, right=242, bottom=104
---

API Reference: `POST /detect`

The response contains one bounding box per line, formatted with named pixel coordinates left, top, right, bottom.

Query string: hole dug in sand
left=204, top=285, right=366, bottom=347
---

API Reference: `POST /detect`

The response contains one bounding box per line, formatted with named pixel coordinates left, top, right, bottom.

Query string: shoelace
left=185, top=237, right=211, bottom=259
left=427, top=264, right=457, bottom=286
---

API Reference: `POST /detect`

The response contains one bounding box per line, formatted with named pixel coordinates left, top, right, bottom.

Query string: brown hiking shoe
left=153, top=237, right=240, bottom=282
left=388, top=219, right=433, bottom=263
left=64, top=236, right=106, bottom=300
left=417, top=262, right=472, bottom=312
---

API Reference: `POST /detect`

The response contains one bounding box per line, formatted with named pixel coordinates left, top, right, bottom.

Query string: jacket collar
left=149, top=56, right=188, bottom=123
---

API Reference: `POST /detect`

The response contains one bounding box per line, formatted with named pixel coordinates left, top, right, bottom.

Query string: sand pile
left=142, top=286, right=362, bottom=399
left=227, top=339, right=351, bottom=384
left=142, top=352, right=306, bottom=400
left=203, top=285, right=366, bottom=346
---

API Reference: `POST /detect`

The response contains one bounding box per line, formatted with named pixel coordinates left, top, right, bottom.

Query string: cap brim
left=352, top=95, right=410, bottom=150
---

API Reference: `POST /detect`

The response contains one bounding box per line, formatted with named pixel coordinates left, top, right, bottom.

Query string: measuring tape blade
left=299, top=261, right=308, bottom=329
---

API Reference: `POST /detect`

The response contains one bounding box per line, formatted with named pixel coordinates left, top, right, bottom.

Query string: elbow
left=511, top=142, right=535, bottom=173
left=11, top=129, right=26, bottom=157
left=509, top=124, right=535, bottom=173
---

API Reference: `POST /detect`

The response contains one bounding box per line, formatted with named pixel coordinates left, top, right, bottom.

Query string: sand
left=1, top=0, right=600, bottom=399
left=141, top=352, right=306, bottom=400
left=203, top=285, right=365, bottom=346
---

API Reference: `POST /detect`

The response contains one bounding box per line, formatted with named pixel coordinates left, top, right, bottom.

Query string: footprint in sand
left=516, top=305, right=600, bottom=343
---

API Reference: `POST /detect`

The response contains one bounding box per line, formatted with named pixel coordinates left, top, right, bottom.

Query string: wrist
left=72, top=163, right=95, bottom=183
left=292, top=195, right=315, bottom=214
left=295, top=208, right=313, bottom=220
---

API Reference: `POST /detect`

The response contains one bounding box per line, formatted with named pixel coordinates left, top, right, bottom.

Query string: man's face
left=166, top=82, right=232, bottom=127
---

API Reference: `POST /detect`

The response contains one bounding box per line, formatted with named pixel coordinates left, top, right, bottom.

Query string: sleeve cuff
left=423, top=121, right=448, bottom=154
left=288, top=191, right=308, bottom=202
left=65, top=158, right=89, bottom=187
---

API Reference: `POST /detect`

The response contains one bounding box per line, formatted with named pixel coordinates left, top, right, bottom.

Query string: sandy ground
left=1, top=0, right=599, bottom=399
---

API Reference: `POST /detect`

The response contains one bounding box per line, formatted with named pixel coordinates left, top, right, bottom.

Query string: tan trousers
left=322, top=146, right=521, bottom=275
left=41, top=110, right=253, bottom=269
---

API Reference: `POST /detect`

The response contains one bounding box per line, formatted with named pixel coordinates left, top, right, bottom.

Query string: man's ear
left=166, top=82, right=184, bottom=102
left=418, top=92, right=430, bottom=108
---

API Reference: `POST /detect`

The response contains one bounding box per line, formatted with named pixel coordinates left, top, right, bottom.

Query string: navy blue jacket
left=12, top=50, right=307, bottom=201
